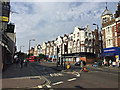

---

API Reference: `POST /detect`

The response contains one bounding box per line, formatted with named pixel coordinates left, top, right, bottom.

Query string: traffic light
left=57, top=47, right=59, bottom=54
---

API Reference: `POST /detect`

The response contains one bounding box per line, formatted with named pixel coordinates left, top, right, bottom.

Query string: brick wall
left=117, top=22, right=120, bottom=47
left=102, top=29, right=106, bottom=48
left=112, top=26, right=115, bottom=46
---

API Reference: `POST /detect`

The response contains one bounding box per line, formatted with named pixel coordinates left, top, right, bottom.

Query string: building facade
left=101, top=2, right=120, bottom=66
left=0, top=0, right=16, bottom=71
left=39, top=25, right=102, bottom=64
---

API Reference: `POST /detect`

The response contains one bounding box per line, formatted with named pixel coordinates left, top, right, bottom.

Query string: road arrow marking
left=68, top=78, right=76, bottom=82
left=52, top=81, right=63, bottom=86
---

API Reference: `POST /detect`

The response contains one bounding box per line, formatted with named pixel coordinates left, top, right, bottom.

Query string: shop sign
left=0, top=16, right=9, bottom=22
left=115, top=55, right=118, bottom=58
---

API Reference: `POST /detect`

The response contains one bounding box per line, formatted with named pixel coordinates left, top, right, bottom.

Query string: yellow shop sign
left=0, top=16, right=9, bottom=22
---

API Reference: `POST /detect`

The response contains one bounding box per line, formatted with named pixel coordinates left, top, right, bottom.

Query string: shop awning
left=101, top=52, right=115, bottom=57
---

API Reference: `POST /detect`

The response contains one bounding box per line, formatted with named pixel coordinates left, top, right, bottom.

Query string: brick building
left=101, top=2, right=120, bottom=66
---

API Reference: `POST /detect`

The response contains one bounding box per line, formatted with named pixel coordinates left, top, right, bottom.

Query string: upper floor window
left=89, top=40, right=91, bottom=45
left=89, top=33, right=91, bottom=37
left=77, top=40, right=80, bottom=46
left=103, top=18, right=106, bottom=23
left=70, top=42, right=72, bottom=46
left=85, top=32, right=87, bottom=36
left=85, top=39, right=88, bottom=45
left=108, top=27, right=110, bottom=32
left=77, top=32, right=79, bottom=37
left=74, top=34, right=75, bottom=38
left=109, top=39, right=111, bottom=45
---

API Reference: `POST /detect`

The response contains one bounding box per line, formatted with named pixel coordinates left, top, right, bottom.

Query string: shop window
left=70, top=42, right=72, bottom=46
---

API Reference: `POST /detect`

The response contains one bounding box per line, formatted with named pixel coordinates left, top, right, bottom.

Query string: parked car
left=74, top=61, right=86, bottom=66
left=93, top=61, right=102, bottom=67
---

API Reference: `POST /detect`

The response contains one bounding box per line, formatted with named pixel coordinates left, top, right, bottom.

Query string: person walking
left=24, top=59, right=27, bottom=67
left=80, top=60, right=84, bottom=72
left=109, top=59, right=112, bottom=67
left=20, top=59, right=24, bottom=68
left=15, top=58, right=19, bottom=68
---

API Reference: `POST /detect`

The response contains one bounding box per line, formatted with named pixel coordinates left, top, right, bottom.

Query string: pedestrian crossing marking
left=52, top=81, right=63, bottom=86
left=50, top=73, right=64, bottom=77
left=67, top=78, right=76, bottom=82
left=46, top=85, right=51, bottom=88
left=38, top=85, right=42, bottom=88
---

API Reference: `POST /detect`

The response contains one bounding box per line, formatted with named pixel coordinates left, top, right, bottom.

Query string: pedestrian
left=80, top=60, right=84, bottom=72
left=109, top=60, right=112, bottom=67
left=20, top=59, right=24, bottom=68
left=24, top=59, right=27, bottom=67
left=112, top=61, right=116, bottom=67
left=15, top=58, right=19, bottom=68
left=61, top=59, right=63, bottom=67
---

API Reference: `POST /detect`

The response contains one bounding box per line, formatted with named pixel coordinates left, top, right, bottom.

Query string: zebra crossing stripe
left=52, top=81, right=63, bottom=86
left=46, top=85, right=51, bottom=88
left=38, top=85, right=43, bottom=88
left=68, top=78, right=76, bottom=81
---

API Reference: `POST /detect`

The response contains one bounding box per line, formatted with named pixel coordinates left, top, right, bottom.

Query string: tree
left=39, top=54, right=46, bottom=59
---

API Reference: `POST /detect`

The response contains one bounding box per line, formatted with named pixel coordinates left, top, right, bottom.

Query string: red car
left=29, top=56, right=36, bottom=62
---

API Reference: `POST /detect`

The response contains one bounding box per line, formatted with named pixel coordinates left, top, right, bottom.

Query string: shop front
left=62, top=52, right=95, bottom=64
left=101, top=47, right=120, bottom=66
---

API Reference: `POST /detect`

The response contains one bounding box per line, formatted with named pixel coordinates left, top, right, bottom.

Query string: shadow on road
left=74, top=85, right=85, bottom=89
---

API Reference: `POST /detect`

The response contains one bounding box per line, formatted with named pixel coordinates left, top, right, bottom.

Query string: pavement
left=2, top=63, right=46, bottom=88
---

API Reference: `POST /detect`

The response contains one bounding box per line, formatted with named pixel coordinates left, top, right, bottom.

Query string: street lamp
left=29, top=39, right=35, bottom=56
left=20, top=46, right=24, bottom=52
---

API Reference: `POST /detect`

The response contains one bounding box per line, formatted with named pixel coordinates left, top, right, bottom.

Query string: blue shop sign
left=103, top=47, right=118, bottom=55
left=101, top=47, right=119, bottom=57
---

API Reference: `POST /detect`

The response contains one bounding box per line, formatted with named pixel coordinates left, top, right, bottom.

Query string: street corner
left=2, top=76, right=46, bottom=88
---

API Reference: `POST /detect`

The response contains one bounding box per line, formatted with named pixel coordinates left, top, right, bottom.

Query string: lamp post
left=28, top=39, right=35, bottom=56
left=20, top=46, right=24, bottom=52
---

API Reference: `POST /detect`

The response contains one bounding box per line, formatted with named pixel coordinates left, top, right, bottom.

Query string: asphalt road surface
left=2, top=61, right=119, bottom=89
left=29, top=62, right=119, bottom=89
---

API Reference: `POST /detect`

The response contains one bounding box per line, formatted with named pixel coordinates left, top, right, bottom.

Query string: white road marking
left=38, top=85, right=43, bottom=88
left=52, top=81, right=63, bottom=86
left=50, top=73, right=64, bottom=77
left=68, top=78, right=76, bottom=82
left=46, top=85, right=51, bottom=88
left=9, top=76, right=41, bottom=79
left=50, top=74, right=53, bottom=77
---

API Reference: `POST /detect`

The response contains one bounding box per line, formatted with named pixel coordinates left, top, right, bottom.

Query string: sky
left=9, top=1, right=118, bottom=53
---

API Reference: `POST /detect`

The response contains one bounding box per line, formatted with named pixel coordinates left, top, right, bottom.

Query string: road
left=2, top=61, right=119, bottom=89
left=29, top=62, right=119, bottom=88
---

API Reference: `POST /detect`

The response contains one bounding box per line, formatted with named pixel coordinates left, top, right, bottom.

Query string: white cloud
left=10, top=2, right=118, bottom=53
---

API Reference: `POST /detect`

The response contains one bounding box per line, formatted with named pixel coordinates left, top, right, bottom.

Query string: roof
left=102, top=7, right=112, bottom=16
left=78, top=28, right=85, bottom=31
